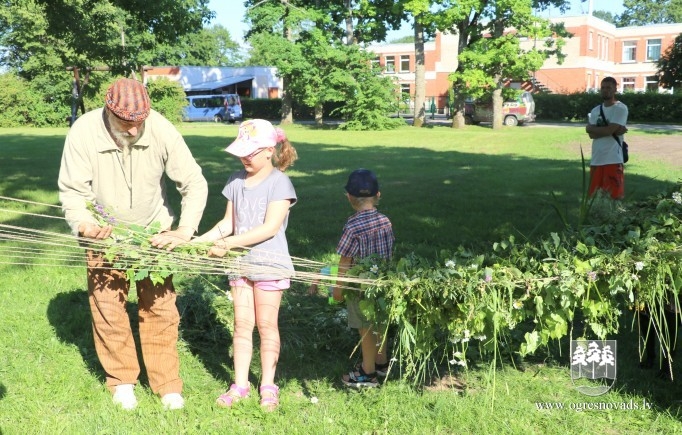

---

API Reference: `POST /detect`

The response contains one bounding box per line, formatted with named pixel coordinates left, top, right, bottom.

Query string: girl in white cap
left=194, top=119, right=297, bottom=411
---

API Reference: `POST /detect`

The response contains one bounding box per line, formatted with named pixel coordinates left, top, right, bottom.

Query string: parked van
left=182, top=94, right=242, bottom=123
left=465, top=91, right=535, bottom=126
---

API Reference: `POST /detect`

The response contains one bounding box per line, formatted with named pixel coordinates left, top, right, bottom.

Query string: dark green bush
left=0, top=73, right=67, bottom=127
left=534, top=91, right=682, bottom=123
left=146, top=78, right=187, bottom=124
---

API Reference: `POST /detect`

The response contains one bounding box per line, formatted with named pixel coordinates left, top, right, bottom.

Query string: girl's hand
left=208, top=239, right=232, bottom=257
left=208, top=246, right=228, bottom=257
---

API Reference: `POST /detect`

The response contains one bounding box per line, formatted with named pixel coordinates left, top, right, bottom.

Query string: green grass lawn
left=1, top=123, right=682, bottom=434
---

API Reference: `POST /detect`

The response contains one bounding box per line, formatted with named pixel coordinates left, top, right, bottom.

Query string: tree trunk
left=413, top=20, right=426, bottom=128
left=281, top=75, right=294, bottom=125
left=345, top=0, right=354, bottom=45
left=281, top=9, right=293, bottom=125
left=450, top=89, right=467, bottom=128
left=314, top=103, right=323, bottom=126
left=492, top=80, right=503, bottom=130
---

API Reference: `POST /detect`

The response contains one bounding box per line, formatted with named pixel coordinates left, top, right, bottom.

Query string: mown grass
left=1, top=122, right=682, bottom=434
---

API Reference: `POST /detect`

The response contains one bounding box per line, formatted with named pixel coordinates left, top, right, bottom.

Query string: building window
left=604, top=37, right=609, bottom=60
left=371, top=56, right=380, bottom=68
left=622, top=41, right=636, bottom=62
left=589, top=31, right=593, bottom=50
left=646, top=39, right=662, bottom=61
left=400, top=55, right=410, bottom=72
left=622, top=76, right=636, bottom=92
left=400, top=83, right=411, bottom=99
left=645, top=75, right=659, bottom=92
left=385, top=55, right=395, bottom=73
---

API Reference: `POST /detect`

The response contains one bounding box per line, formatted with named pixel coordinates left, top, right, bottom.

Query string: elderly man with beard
left=58, top=78, right=208, bottom=410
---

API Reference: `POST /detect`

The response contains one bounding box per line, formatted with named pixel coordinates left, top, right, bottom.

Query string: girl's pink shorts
left=229, top=277, right=290, bottom=291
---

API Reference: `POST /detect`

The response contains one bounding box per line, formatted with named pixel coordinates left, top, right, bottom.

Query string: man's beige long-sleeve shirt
left=58, top=108, right=208, bottom=235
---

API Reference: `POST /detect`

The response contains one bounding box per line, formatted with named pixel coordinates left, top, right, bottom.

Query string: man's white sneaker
left=161, top=393, right=185, bottom=410
left=113, top=384, right=137, bottom=410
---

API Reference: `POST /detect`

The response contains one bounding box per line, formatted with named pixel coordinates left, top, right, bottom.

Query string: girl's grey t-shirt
left=222, top=168, right=297, bottom=281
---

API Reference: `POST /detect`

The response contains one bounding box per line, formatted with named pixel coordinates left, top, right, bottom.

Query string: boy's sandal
left=342, top=365, right=379, bottom=388
left=259, top=385, right=279, bottom=411
left=216, top=383, right=250, bottom=407
left=354, top=361, right=390, bottom=378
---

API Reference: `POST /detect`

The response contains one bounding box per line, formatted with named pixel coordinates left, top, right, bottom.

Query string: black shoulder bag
left=599, top=104, right=629, bottom=163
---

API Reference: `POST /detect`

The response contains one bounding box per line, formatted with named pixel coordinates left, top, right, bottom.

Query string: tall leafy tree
left=617, top=0, right=682, bottom=26
left=592, top=10, right=615, bottom=25
left=0, top=0, right=218, bottom=123
left=657, top=33, right=682, bottom=93
left=152, top=25, right=243, bottom=66
left=430, top=0, right=570, bottom=129
left=245, top=0, right=312, bottom=124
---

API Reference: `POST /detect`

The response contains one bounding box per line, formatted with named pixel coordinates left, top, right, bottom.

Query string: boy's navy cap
left=345, top=169, right=379, bottom=197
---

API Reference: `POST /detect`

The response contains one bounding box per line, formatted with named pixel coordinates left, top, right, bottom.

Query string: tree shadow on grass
left=46, top=289, right=149, bottom=387
left=0, top=382, right=6, bottom=400
left=176, top=276, right=359, bottom=397
left=176, top=276, right=235, bottom=386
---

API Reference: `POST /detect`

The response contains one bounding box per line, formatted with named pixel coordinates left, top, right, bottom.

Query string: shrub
left=0, top=73, right=66, bottom=127
left=146, top=78, right=187, bottom=124
left=534, top=91, right=682, bottom=122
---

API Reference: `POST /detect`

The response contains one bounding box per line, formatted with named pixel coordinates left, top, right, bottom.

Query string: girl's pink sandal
left=216, top=383, right=250, bottom=407
left=259, top=385, right=279, bottom=411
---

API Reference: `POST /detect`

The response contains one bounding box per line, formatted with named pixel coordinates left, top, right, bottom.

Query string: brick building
left=368, top=14, right=682, bottom=111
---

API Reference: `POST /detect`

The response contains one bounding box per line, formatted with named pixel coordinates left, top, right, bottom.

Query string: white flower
left=457, top=360, right=467, bottom=367
left=445, top=260, right=456, bottom=269
left=310, top=397, right=319, bottom=404
left=513, top=300, right=523, bottom=310
left=453, top=351, right=463, bottom=358
left=635, top=261, right=644, bottom=271
left=475, top=335, right=487, bottom=341
left=390, top=357, right=398, bottom=362
left=227, top=292, right=233, bottom=301
left=370, top=265, right=379, bottom=274
left=449, top=359, right=457, bottom=365
left=673, top=192, right=682, bottom=204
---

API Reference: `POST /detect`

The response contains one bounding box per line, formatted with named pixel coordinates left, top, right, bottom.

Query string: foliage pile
left=350, top=186, right=682, bottom=383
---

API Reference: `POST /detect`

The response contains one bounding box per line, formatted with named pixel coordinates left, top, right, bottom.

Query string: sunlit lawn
left=1, top=122, right=681, bottom=434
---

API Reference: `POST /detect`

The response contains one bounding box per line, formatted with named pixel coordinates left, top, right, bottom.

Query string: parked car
left=223, top=94, right=242, bottom=123
left=464, top=91, right=536, bottom=126
left=182, top=94, right=242, bottom=123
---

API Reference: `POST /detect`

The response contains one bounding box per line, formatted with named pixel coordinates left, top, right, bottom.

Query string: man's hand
left=614, top=125, right=628, bottom=135
left=78, top=222, right=112, bottom=240
left=150, top=227, right=193, bottom=251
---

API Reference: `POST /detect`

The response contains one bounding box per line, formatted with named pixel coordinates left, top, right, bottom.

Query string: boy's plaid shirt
left=336, top=209, right=394, bottom=261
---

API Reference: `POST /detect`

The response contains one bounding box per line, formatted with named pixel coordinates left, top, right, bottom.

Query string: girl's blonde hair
left=272, top=132, right=298, bottom=171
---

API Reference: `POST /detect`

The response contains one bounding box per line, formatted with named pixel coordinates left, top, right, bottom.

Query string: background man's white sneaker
left=112, top=384, right=137, bottom=410
left=161, top=393, right=185, bottom=410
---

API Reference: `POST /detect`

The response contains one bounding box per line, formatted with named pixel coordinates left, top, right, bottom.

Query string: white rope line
left=0, top=196, right=378, bottom=289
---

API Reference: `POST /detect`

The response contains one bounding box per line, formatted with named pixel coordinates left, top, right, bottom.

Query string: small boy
left=332, top=169, right=394, bottom=388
